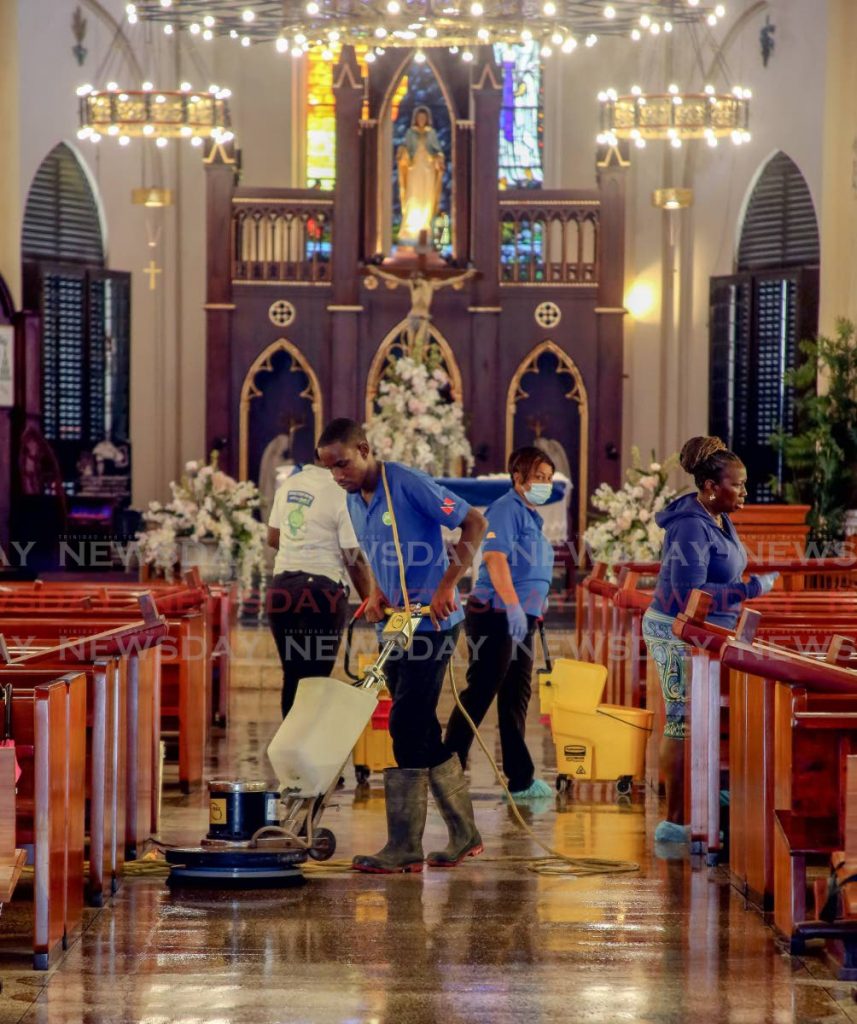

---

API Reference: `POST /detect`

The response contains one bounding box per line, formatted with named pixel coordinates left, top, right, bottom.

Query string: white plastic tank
left=267, top=677, right=380, bottom=797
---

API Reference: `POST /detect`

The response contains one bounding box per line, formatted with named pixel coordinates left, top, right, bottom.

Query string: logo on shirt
left=486, top=531, right=496, bottom=539
left=440, top=498, right=456, bottom=517
left=382, top=510, right=393, bottom=526
left=285, top=504, right=308, bottom=539
left=286, top=490, right=315, bottom=508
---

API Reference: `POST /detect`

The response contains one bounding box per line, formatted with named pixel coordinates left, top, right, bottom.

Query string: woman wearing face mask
left=444, top=447, right=556, bottom=800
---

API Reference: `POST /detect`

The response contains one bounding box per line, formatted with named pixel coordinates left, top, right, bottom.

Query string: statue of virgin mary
left=396, top=105, right=444, bottom=247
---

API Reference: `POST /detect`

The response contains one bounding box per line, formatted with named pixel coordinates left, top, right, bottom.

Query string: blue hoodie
left=649, top=492, right=762, bottom=628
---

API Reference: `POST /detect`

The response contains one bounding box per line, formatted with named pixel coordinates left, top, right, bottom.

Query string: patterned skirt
left=642, top=608, right=690, bottom=740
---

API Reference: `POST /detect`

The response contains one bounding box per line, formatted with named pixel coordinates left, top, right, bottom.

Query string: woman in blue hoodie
left=643, top=436, right=778, bottom=843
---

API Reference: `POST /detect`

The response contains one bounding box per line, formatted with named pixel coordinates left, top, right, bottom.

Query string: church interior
left=3, top=0, right=857, bottom=1020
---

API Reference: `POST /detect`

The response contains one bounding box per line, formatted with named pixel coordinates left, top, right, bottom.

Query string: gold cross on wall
left=143, top=259, right=162, bottom=291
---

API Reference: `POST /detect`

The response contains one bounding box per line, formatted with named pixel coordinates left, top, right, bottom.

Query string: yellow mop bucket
left=345, top=608, right=396, bottom=785
left=545, top=658, right=653, bottom=794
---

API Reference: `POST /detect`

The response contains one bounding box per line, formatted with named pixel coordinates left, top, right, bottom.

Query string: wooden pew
left=0, top=600, right=201, bottom=792
left=0, top=675, right=86, bottom=970
left=0, top=746, right=26, bottom=907
left=0, top=609, right=167, bottom=856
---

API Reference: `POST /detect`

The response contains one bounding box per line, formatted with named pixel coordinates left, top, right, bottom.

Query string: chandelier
left=597, top=82, right=751, bottom=150
left=125, top=1, right=725, bottom=56
left=76, top=82, right=233, bottom=147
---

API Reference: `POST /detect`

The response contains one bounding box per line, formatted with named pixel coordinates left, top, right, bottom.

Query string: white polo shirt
left=268, top=464, right=359, bottom=584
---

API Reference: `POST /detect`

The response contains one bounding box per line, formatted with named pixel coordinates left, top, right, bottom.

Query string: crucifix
left=143, top=259, right=162, bottom=291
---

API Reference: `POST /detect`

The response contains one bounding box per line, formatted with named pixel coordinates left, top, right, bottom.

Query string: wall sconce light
left=625, top=280, right=657, bottom=319
left=652, top=187, right=693, bottom=210
left=132, top=187, right=174, bottom=207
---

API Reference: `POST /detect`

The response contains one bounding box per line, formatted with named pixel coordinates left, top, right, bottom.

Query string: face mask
left=524, top=482, right=552, bottom=506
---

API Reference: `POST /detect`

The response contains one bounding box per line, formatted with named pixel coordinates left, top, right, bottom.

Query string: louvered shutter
left=22, top=143, right=104, bottom=266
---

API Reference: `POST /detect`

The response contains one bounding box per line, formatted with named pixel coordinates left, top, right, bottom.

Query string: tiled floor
left=1, top=626, right=856, bottom=1023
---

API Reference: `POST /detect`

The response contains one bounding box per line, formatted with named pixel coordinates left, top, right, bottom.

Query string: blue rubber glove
left=754, top=572, right=779, bottom=595
left=506, top=602, right=528, bottom=644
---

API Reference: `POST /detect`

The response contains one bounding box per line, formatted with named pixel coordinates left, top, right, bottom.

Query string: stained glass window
left=305, top=49, right=368, bottom=190
left=494, top=42, right=543, bottom=189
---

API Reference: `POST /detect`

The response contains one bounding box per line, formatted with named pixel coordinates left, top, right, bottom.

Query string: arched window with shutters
left=22, top=143, right=131, bottom=501
left=709, top=152, right=819, bottom=502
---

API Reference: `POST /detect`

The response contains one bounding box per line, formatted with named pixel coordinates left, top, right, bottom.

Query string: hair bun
left=679, top=435, right=727, bottom=475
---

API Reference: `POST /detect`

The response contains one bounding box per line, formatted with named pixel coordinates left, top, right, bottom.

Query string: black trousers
left=267, top=571, right=349, bottom=718
left=384, top=624, right=461, bottom=770
left=444, top=599, right=537, bottom=792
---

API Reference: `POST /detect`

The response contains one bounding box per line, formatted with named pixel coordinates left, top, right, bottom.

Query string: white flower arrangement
left=365, top=347, right=474, bottom=475
left=583, top=448, right=684, bottom=570
left=135, top=455, right=267, bottom=586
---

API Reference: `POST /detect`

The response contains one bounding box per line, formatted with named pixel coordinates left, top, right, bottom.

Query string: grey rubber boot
left=426, top=756, right=484, bottom=867
left=352, top=768, right=428, bottom=874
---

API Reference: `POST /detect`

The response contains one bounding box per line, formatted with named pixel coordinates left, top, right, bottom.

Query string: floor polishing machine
left=165, top=602, right=420, bottom=888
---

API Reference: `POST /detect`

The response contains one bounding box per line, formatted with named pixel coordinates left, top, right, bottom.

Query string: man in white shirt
left=267, top=463, right=371, bottom=717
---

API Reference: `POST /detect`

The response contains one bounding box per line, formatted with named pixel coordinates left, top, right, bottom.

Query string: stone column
left=819, top=0, right=857, bottom=331
left=468, top=52, right=503, bottom=468
left=203, top=140, right=237, bottom=473
left=329, top=47, right=365, bottom=422
left=595, top=145, right=629, bottom=491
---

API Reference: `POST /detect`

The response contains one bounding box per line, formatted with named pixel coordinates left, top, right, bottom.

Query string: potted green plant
left=770, top=318, right=857, bottom=545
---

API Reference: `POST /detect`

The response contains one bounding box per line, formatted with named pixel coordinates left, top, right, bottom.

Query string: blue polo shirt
left=471, top=490, right=555, bottom=615
left=346, top=462, right=471, bottom=633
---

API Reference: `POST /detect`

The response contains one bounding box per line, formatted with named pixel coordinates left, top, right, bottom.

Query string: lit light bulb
left=189, top=22, right=201, bottom=34
left=241, top=35, right=251, bottom=46
left=540, top=45, right=553, bottom=57
left=585, top=33, right=597, bottom=46
left=107, top=124, right=119, bottom=135
left=470, top=1, right=484, bottom=14
left=76, top=83, right=93, bottom=96
left=596, top=133, right=607, bottom=145
left=707, top=135, right=719, bottom=148
left=142, top=81, right=153, bottom=91
left=521, top=29, right=533, bottom=41
left=203, top=29, right=214, bottom=40
left=322, top=47, right=333, bottom=59
left=128, top=12, right=138, bottom=23
left=202, top=15, right=215, bottom=27
left=449, top=45, right=459, bottom=53
left=597, top=90, right=608, bottom=102
left=606, top=88, right=617, bottom=100
left=77, top=126, right=92, bottom=139
left=414, top=49, right=427, bottom=62
left=306, top=1, right=320, bottom=11
left=630, top=84, right=642, bottom=96
left=670, top=136, right=682, bottom=148
left=163, top=22, right=174, bottom=33
left=242, top=8, right=255, bottom=22
left=387, top=0, right=400, bottom=11
left=90, top=132, right=101, bottom=143
left=107, top=81, right=118, bottom=90
left=668, top=83, right=679, bottom=94
left=462, top=49, right=474, bottom=61
left=119, top=135, right=131, bottom=146
left=543, top=0, right=556, bottom=13
left=180, top=125, right=192, bottom=137
left=180, top=81, right=192, bottom=91
left=551, top=31, right=563, bottom=45
left=218, top=88, right=231, bottom=98
left=631, top=28, right=641, bottom=41
left=143, top=124, right=155, bottom=135
left=209, top=84, right=220, bottom=93
left=604, top=5, right=616, bottom=18
left=561, top=37, right=577, bottom=52
left=708, top=14, right=717, bottom=25
left=156, top=136, right=168, bottom=148
left=650, top=22, right=661, bottom=34
left=191, top=136, right=203, bottom=147
left=160, top=0, right=171, bottom=6
left=365, top=50, right=376, bottom=62
left=688, top=0, right=700, bottom=6
left=155, top=93, right=166, bottom=103
left=375, top=26, right=387, bottom=37
left=125, top=3, right=136, bottom=12
left=478, top=27, right=490, bottom=41
left=635, top=137, right=646, bottom=148
left=640, top=14, right=651, bottom=27
left=425, top=26, right=438, bottom=38
left=276, top=36, right=289, bottom=52
left=229, top=29, right=238, bottom=38
left=715, top=3, right=725, bottom=16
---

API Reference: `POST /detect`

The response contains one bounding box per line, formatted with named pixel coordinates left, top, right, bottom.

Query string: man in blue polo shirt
left=317, top=418, right=487, bottom=874
left=445, top=446, right=556, bottom=800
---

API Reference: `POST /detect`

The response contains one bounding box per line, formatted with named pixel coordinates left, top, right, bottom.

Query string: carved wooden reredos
left=205, top=46, right=627, bottom=540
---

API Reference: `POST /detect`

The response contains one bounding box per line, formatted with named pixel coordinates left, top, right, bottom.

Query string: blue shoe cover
left=506, top=778, right=554, bottom=800
left=654, top=820, right=689, bottom=843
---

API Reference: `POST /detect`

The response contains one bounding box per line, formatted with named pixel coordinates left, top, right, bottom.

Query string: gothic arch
left=239, top=338, right=322, bottom=481
left=506, top=340, right=589, bottom=534
left=365, top=319, right=463, bottom=423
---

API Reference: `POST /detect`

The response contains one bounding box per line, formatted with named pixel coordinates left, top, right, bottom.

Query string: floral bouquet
left=135, top=454, right=267, bottom=586
left=365, top=347, right=474, bottom=475
left=583, top=448, right=683, bottom=571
